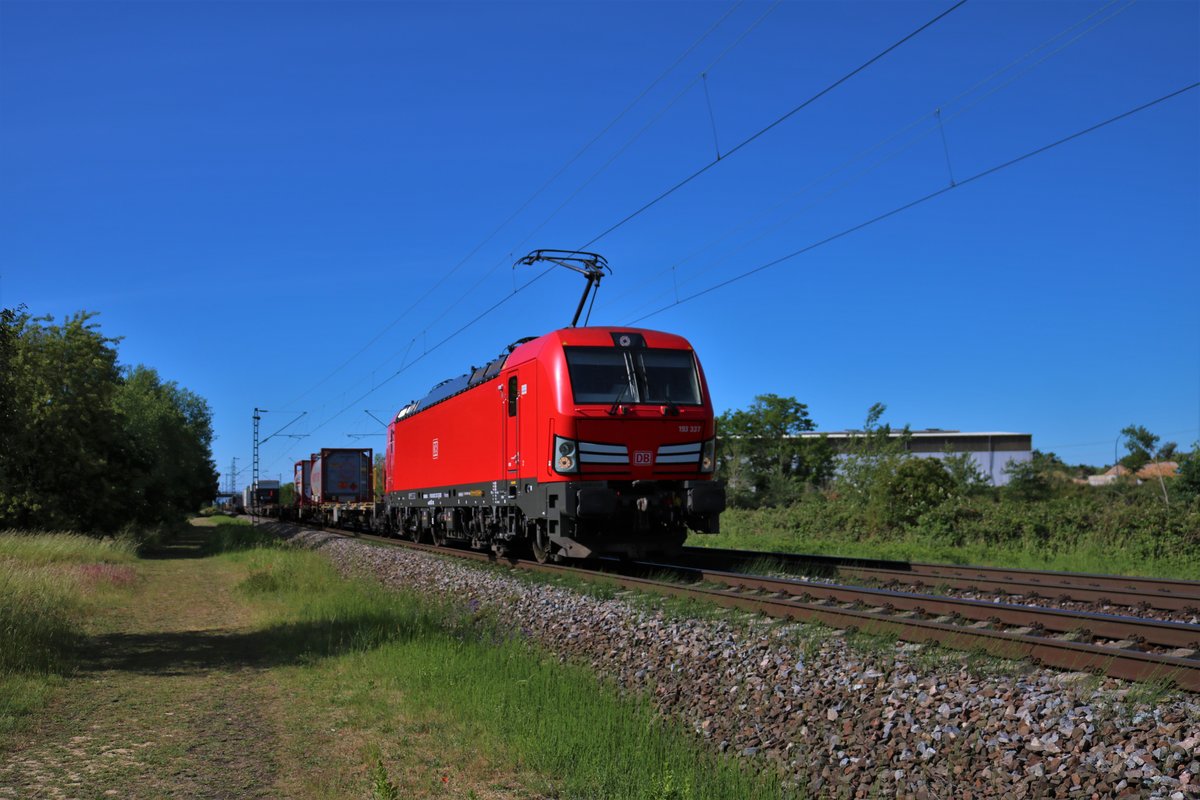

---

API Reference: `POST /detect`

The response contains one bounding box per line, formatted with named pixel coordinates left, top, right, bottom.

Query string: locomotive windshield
left=564, top=347, right=702, bottom=405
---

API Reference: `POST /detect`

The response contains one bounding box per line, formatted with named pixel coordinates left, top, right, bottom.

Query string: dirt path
left=0, top=523, right=282, bottom=799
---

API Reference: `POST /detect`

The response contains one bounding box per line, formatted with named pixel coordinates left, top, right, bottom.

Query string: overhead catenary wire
left=265, top=0, right=1020, bottom=466
left=277, top=0, right=940, bottom=433
left=576, top=0, right=971, bottom=251
left=260, top=268, right=560, bottom=464
left=602, top=0, right=1140, bottom=322
left=344, top=0, right=786, bottom=390
left=259, top=1, right=791, bottom=451
left=258, top=0, right=1154, bottom=470
left=624, top=81, right=1200, bottom=325
left=271, top=0, right=747, bottom=414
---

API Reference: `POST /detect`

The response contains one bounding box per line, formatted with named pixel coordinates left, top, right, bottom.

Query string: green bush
left=695, top=483, right=1200, bottom=578
left=878, top=457, right=955, bottom=528
left=1002, top=459, right=1053, bottom=502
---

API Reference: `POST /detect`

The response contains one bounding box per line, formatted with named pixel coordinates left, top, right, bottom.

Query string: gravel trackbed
left=286, top=528, right=1200, bottom=800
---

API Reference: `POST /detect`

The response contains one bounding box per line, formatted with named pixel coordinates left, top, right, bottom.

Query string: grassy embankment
left=1, top=519, right=792, bottom=799
left=688, top=494, right=1200, bottom=580
left=211, top=521, right=789, bottom=799
left=0, top=531, right=138, bottom=736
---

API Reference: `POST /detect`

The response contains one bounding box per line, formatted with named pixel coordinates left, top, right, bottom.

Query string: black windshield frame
left=564, top=346, right=703, bottom=406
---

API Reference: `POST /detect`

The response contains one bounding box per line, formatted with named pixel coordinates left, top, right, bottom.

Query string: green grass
left=0, top=530, right=138, bottom=565
left=0, top=531, right=140, bottom=736
left=0, top=566, right=79, bottom=674
left=198, top=517, right=280, bottom=556
left=214, top=527, right=795, bottom=799
left=690, top=506, right=1200, bottom=580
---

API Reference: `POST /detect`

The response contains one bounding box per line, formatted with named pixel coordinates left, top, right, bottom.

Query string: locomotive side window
left=507, top=376, right=518, bottom=417
left=564, top=347, right=701, bottom=406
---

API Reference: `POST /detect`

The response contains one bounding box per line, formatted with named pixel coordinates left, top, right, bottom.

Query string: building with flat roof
left=797, top=430, right=1033, bottom=486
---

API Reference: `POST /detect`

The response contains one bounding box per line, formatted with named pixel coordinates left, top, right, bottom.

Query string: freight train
left=248, top=324, right=725, bottom=561
left=291, top=448, right=376, bottom=529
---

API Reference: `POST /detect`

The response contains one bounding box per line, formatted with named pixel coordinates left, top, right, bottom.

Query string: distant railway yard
left=258, top=518, right=1200, bottom=799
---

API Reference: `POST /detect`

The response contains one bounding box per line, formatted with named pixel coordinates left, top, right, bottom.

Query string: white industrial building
left=797, top=430, right=1033, bottom=487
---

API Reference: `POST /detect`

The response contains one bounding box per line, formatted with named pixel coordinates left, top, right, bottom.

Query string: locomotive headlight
left=553, top=435, right=579, bottom=474
left=700, top=438, right=716, bottom=473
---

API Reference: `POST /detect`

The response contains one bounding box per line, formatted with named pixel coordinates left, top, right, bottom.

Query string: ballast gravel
left=284, top=529, right=1200, bottom=799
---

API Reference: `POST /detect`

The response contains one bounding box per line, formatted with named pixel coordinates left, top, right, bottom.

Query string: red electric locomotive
left=382, top=326, right=726, bottom=560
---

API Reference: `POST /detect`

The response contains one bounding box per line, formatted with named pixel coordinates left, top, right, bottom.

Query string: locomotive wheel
left=530, top=525, right=552, bottom=564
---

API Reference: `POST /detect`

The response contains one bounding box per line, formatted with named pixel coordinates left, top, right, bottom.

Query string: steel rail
left=680, top=546, right=1200, bottom=612
left=252, top=518, right=1200, bottom=691
left=626, top=560, right=1200, bottom=651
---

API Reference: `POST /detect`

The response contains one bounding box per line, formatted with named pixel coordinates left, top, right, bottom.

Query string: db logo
left=432, top=438, right=439, bottom=460
left=634, top=451, right=652, bottom=465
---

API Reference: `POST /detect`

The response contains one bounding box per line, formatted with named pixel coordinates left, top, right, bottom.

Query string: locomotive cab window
left=507, top=376, right=518, bottom=417
left=564, top=347, right=702, bottom=406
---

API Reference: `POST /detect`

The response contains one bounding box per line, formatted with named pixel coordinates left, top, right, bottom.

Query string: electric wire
left=624, top=82, right=1199, bottom=325
left=354, top=0, right=784, bottom=380
left=517, top=0, right=784, bottom=249
left=259, top=268, right=559, bottom=469
left=261, top=0, right=1010, bottom=468
left=258, top=0, right=1164, bottom=471
left=271, top=0, right=746, bottom=414
left=575, top=0, right=971, bottom=252
left=602, top=0, right=1138, bottom=322
left=258, top=0, right=787, bottom=452
left=301, top=0, right=951, bottom=428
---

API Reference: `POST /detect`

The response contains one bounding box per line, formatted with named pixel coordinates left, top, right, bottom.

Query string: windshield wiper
left=663, top=387, right=679, bottom=416
left=608, top=382, right=631, bottom=416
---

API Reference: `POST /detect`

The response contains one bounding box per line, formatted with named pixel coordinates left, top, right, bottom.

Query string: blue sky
left=2, top=0, right=1197, bottom=488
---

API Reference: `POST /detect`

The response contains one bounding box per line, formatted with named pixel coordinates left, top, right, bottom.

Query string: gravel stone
left=285, top=529, right=1200, bottom=799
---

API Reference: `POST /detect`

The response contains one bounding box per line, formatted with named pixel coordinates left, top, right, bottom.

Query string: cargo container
left=309, top=449, right=373, bottom=505
left=294, top=459, right=313, bottom=506
left=243, top=480, right=280, bottom=512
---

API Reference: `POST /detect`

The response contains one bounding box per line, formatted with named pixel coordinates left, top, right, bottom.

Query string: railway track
left=253, top=517, right=1200, bottom=691
left=680, top=545, right=1200, bottom=614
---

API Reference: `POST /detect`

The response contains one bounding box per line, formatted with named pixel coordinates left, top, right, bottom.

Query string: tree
left=1003, top=459, right=1051, bottom=502
left=0, top=310, right=218, bottom=533
left=836, top=403, right=911, bottom=503
left=1119, top=425, right=1160, bottom=473
left=374, top=453, right=386, bottom=498
left=0, top=307, right=21, bottom=507
left=1120, top=424, right=1172, bottom=506
left=941, top=448, right=991, bottom=494
left=114, top=366, right=219, bottom=526
left=1178, top=443, right=1200, bottom=500
left=0, top=311, right=127, bottom=531
left=716, top=394, right=834, bottom=507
